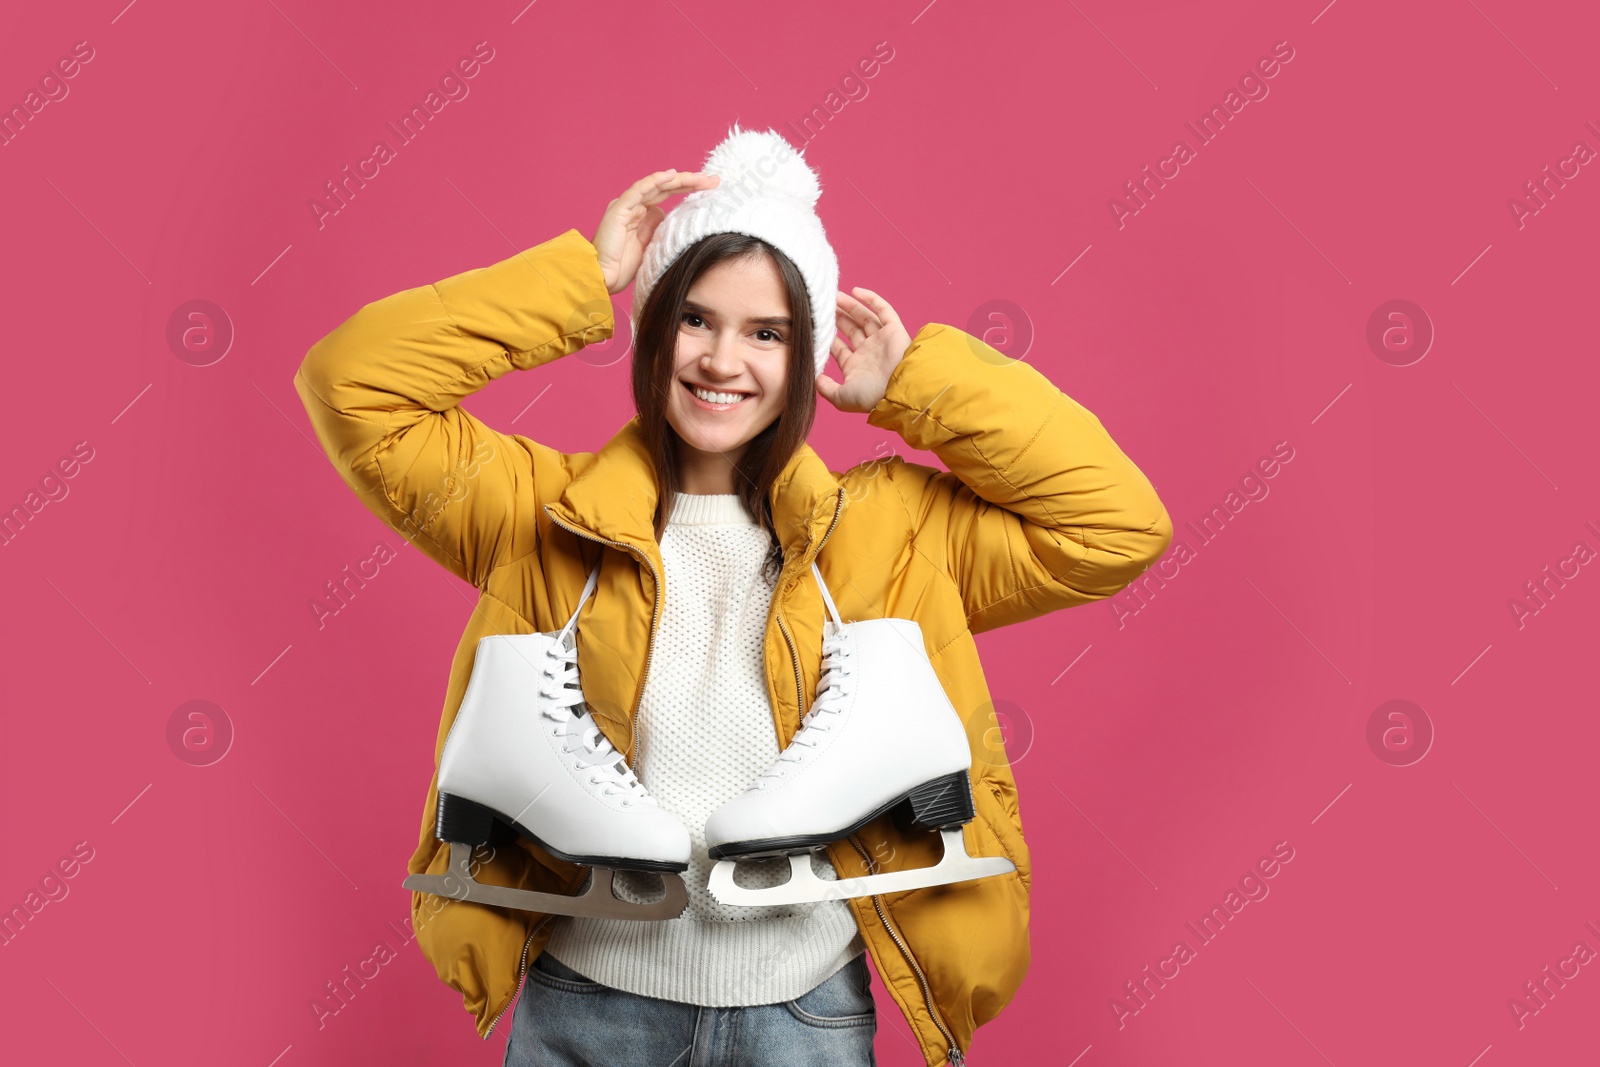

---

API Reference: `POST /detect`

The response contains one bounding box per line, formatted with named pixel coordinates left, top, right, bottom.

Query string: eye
left=755, top=328, right=785, bottom=343
left=681, top=311, right=706, bottom=328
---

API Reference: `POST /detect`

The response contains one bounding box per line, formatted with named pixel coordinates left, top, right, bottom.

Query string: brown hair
left=631, top=233, right=818, bottom=574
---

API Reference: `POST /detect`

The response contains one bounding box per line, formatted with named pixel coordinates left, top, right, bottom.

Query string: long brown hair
left=631, top=233, right=817, bottom=574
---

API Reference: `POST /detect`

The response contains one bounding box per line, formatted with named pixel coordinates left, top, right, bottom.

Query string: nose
left=698, top=331, right=744, bottom=380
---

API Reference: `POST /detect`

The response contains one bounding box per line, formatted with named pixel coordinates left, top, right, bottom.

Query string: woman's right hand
left=592, top=169, right=721, bottom=296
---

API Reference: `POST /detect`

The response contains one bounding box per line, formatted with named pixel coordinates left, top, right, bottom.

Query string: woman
left=294, top=127, right=1172, bottom=1067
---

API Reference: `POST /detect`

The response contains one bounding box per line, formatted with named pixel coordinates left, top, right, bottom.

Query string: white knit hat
left=632, top=124, right=839, bottom=379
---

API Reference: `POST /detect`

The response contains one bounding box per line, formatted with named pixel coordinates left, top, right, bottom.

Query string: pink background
left=2, top=1, right=1596, bottom=1064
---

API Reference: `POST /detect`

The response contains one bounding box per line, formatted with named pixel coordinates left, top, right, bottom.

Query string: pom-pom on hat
left=632, top=124, right=840, bottom=379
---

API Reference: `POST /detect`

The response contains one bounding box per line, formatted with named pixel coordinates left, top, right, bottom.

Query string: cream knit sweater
left=543, top=492, right=864, bottom=1005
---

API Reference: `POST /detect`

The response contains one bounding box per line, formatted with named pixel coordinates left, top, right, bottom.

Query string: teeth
left=691, top=385, right=747, bottom=405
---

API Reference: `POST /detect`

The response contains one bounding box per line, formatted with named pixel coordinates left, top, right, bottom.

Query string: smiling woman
left=631, top=231, right=818, bottom=559
left=296, top=124, right=1171, bottom=1067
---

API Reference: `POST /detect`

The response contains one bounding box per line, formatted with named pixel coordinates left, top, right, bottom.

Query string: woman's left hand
left=816, top=287, right=913, bottom=413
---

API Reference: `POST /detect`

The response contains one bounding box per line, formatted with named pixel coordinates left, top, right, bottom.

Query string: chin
left=667, top=404, right=757, bottom=453
left=677, top=423, right=754, bottom=456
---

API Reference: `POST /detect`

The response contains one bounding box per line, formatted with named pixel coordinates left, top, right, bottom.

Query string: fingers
left=635, top=205, right=666, bottom=250
left=836, top=287, right=888, bottom=334
left=849, top=286, right=899, bottom=324
left=835, top=297, right=871, bottom=340
left=621, top=169, right=721, bottom=212
left=814, top=373, right=843, bottom=408
left=835, top=306, right=865, bottom=347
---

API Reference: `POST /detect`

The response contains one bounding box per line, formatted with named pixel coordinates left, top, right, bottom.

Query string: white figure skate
left=704, top=562, right=1015, bottom=907
left=403, top=564, right=690, bottom=920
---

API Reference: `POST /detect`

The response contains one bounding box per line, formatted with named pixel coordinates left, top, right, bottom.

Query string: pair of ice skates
left=403, top=561, right=1014, bottom=920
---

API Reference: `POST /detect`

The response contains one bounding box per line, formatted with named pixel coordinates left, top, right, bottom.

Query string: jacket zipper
left=850, top=836, right=964, bottom=1066
left=485, top=914, right=544, bottom=1038
left=780, top=493, right=966, bottom=1066
left=484, top=508, right=664, bottom=1040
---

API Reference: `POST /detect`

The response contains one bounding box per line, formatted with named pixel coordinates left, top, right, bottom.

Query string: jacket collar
left=545, top=417, right=844, bottom=568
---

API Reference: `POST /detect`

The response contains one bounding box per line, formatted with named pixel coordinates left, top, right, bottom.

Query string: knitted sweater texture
left=543, top=492, right=863, bottom=1005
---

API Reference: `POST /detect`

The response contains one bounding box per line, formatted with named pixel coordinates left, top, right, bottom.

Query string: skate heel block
left=436, top=792, right=497, bottom=846
left=896, top=770, right=976, bottom=832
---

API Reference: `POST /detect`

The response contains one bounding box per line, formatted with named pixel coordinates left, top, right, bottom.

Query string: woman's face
left=664, top=253, right=794, bottom=464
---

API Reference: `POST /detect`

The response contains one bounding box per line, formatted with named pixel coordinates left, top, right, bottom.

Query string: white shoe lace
left=538, top=639, right=653, bottom=807
left=753, top=631, right=853, bottom=789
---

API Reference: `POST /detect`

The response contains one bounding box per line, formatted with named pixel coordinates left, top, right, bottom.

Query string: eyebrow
left=682, top=300, right=792, bottom=328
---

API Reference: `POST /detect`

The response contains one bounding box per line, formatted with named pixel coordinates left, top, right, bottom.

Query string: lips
left=682, top=380, right=753, bottom=409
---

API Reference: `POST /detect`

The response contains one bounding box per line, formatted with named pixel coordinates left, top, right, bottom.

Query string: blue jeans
left=503, top=950, right=878, bottom=1067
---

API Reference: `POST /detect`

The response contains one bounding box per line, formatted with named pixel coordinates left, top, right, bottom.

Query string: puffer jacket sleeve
left=292, top=228, right=614, bottom=588
left=866, top=323, right=1173, bottom=634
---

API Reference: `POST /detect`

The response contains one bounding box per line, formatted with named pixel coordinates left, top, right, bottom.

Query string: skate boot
left=403, top=563, right=690, bottom=919
left=704, top=562, right=1015, bottom=906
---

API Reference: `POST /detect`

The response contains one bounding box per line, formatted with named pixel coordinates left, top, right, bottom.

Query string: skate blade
left=705, top=828, right=1015, bottom=907
left=403, top=841, right=688, bottom=920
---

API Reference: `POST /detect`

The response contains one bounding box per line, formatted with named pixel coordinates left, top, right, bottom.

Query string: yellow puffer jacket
left=293, top=228, right=1172, bottom=1066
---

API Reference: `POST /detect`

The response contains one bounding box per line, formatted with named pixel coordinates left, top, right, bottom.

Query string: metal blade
left=403, top=841, right=688, bottom=920
left=706, top=829, right=1016, bottom=907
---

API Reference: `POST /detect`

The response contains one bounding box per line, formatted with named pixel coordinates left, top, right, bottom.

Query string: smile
left=683, top=381, right=753, bottom=409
